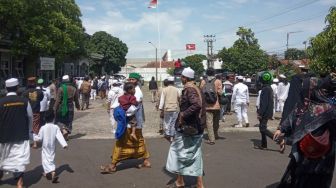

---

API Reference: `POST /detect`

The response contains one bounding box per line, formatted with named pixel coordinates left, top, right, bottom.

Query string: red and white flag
left=186, top=44, right=196, bottom=50
left=148, top=0, right=157, bottom=8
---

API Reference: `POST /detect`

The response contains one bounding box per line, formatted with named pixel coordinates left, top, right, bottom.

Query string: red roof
left=279, top=59, right=310, bottom=67
left=141, top=61, right=175, bottom=68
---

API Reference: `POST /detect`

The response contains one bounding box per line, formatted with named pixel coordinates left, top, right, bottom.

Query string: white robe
left=0, top=93, right=33, bottom=173
left=277, top=82, right=290, bottom=112
left=0, top=141, right=30, bottom=173
left=34, top=123, right=68, bottom=173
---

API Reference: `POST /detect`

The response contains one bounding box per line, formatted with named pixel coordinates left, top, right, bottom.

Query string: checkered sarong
left=32, top=113, right=41, bottom=134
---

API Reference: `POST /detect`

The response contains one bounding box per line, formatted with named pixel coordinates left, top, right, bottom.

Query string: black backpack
left=202, top=78, right=217, bottom=104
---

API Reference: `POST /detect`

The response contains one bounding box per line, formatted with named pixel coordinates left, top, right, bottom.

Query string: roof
left=141, top=61, right=175, bottom=68
left=279, top=59, right=310, bottom=67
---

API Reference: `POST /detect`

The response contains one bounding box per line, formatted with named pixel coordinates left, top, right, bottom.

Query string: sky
left=75, top=0, right=335, bottom=59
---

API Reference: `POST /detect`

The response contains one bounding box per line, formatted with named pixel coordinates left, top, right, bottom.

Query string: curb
left=76, top=127, right=278, bottom=139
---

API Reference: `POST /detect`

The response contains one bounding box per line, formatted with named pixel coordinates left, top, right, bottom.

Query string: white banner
left=40, top=57, right=55, bottom=70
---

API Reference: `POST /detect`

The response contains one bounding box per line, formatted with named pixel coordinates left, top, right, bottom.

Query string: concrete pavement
left=70, top=86, right=281, bottom=139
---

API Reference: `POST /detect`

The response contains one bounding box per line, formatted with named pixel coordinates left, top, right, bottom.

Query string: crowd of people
left=0, top=64, right=335, bottom=187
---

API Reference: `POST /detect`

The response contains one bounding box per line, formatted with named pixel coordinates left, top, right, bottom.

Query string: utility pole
left=286, top=31, right=302, bottom=50
left=204, top=35, right=216, bottom=69
left=148, top=42, right=158, bottom=80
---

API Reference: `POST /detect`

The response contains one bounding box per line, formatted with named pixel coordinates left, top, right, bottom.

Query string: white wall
left=118, top=67, right=170, bottom=81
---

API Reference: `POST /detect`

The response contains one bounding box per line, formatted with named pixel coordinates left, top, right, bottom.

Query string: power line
left=214, top=0, right=321, bottom=35
left=255, top=13, right=324, bottom=34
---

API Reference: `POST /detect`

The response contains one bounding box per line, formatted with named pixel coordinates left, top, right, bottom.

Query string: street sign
left=186, top=44, right=196, bottom=50
left=40, top=57, right=55, bottom=70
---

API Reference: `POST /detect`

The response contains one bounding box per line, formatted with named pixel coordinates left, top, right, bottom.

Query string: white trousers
left=234, top=102, right=249, bottom=125
left=278, top=99, right=285, bottom=112
left=90, top=89, right=97, bottom=100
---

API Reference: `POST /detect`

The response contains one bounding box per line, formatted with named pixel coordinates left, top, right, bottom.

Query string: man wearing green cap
left=257, top=71, right=274, bottom=149
left=128, top=73, right=145, bottom=127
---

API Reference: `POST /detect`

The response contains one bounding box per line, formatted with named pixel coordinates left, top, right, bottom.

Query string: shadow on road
left=68, top=133, right=87, bottom=140
left=0, top=164, right=75, bottom=187
left=265, top=182, right=280, bottom=188
left=250, top=139, right=281, bottom=153
left=56, top=164, right=75, bottom=175
left=0, top=165, right=43, bottom=187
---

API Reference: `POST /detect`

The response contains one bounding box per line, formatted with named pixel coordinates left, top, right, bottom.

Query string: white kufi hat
left=181, top=67, right=195, bottom=79
left=273, top=78, right=279, bottom=83
left=5, top=78, right=19, bottom=87
left=62, top=75, right=70, bottom=82
left=279, top=74, right=286, bottom=79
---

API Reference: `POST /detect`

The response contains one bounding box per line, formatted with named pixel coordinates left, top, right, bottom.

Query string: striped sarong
left=111, top=128, right=150, bottom=164
left=32, top=113, right=41, bottom=134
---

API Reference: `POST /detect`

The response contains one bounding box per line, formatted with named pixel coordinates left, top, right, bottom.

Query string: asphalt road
left=1, top=132, right=336, bottom=188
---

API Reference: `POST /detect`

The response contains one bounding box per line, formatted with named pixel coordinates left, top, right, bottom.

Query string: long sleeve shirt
left=277, top=82, right=290, bottom=101
left=231, top=82, right=249, bottom=104
left=107, top=87, right=123, bottom=109
left=258, top=85, right=274, bottom=118
left=159, top=85, right=180, bottom=112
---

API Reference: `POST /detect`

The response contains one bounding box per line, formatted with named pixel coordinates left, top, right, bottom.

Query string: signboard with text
left=40, top=57, right=55, bottom=70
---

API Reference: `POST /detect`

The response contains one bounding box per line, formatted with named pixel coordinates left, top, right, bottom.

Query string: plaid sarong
left=32, top=113, right=41, bottom=134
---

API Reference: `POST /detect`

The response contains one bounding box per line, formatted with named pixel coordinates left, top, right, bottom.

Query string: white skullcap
left=299, top=65, right=305, bottom=68
left=112, top=79, right=118, bottom=84
left=101, top=76, right=105, bottom=79
left=62, top=75, right=70, bottom=82
left=5, top=78, right=19, bottom=87
left=181, top=67, right=195, bottom=79
left=279, top=74, right=286, bottom=79
left=167, top=76, right=175, bottom=82
left=237, top=76, right=244, bottom=80
left=273, top=78, right=279, bottom=83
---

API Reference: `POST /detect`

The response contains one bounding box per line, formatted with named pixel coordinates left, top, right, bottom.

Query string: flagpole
left=156, top=0, right=162, bottom=87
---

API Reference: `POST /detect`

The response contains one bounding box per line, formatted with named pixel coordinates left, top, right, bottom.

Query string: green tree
left=182, top=54, right=206, bottom=77
left=0, top=0, right=85, bottom=58
left=308, top=6, right=336, bottom=75
left=166, top=68, right=174, bottom=76
left=284, top=48, right=306, bottom=60
left=87, top=31, right=128, bottom=74
left=218, top=27, right=268, bottom=75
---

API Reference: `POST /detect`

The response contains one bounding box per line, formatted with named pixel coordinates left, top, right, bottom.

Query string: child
left=34, top=111, right=68, bottom=183
left=118, top=82, right=138, bottom=140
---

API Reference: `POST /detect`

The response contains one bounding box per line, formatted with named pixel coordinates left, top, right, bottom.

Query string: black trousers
left=259, top=117, right=274, bottom=148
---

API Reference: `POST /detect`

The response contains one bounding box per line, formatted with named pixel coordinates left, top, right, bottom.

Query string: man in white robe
left=271, top=78, right=279, bottom=119
left=0, top=78, right=33, bottom=188
left=34, top=111, right=68, bottom=183
left=277, top=74, right=290, bottom=113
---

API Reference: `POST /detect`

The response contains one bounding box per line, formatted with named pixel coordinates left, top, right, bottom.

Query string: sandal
left=166, top=182, right=185, bottom=188
left=100, top=164, right=117, bottom=174
left=206, top=141, right=215, bottom=145
left=137, top=161, right=151, bottom=169
left=51, top=174, right=59, bottom=183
